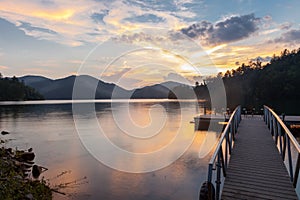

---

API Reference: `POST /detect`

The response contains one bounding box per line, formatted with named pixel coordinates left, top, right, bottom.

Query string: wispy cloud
left=250, top=56, right=272, bottom=63
left=124, top=14, right=165, bottom=23
left=0, top=65, right=9, bottom=70
left=279, top=22, right=292, bottom=30
left=91, top=10, right=109, bottom=24
left=273, top=29, right=300, bottom=45
left=0, top=1, right=110, bottom=45
left=0, top=0, right=193, bottom=46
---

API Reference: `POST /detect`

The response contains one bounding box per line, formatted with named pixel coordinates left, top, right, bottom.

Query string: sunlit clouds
left=1, top=0, right=300, bottom=88
left=98, top=45, right=203, bottom=89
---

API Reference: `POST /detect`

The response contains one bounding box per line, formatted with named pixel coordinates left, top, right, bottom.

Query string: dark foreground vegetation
left=0, top=138, right=52, bottom=199
left=0, top=74, right=44, bottom=101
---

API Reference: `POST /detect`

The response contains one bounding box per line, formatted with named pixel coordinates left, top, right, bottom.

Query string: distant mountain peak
left=19, top=74, right=191, bottom=100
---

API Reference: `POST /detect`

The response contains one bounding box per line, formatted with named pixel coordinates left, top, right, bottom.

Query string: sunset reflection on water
left=0, top=100, right=221, bottom=200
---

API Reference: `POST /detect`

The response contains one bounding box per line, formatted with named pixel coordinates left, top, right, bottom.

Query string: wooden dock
left=221, top=117, right=298, bottom=199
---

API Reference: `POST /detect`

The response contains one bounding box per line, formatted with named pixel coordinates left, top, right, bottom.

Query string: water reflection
left=0, top=100, right=220, bottom=200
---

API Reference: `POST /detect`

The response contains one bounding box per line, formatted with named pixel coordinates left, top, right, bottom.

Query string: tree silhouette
left=169, top=47, right=300, bottom=114
left=0, top=73, right=44, bottom=100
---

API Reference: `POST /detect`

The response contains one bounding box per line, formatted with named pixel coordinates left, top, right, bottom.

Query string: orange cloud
left=32, top=9, right=74, bottom=21
left=0, top=65, right=9, bottom=69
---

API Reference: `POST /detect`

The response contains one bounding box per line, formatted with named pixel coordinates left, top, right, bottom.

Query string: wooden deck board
left=221, top=117, right=298, bottom=199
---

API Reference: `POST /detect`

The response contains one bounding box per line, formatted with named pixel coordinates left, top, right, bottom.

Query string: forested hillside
left=168, top=48, right=300, bottom=114
left=0, top=74, right=44, bottom=100
left=220, top=48, right=300, bottom=113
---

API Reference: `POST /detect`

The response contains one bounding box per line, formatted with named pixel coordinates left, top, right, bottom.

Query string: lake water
left=0, top=100, right=220, bottom=200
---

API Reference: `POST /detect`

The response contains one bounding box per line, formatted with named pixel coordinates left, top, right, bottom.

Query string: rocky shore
left=0, top=132, right=52, bottom=199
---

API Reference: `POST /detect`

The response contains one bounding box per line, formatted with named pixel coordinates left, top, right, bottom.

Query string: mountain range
left=19, top=75, right=189, bottom=100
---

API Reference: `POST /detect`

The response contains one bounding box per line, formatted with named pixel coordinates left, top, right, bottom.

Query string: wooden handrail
left=264, top=105, right=300, bottom=187
left=206, top=105, right=241, bottom=199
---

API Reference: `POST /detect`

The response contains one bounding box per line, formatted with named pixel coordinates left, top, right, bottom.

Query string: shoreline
left=0, top=136, right=52, bottom=199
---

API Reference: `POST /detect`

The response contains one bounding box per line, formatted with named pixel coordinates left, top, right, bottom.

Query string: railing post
left=265, top=108, right=270, bottom=128
left=230, top=123, right=234, bottom=142
left=287, top=137, right=294, bottom=182
left=278, top=121, right=283, bottom=157
left=269, top=113, right=272, bottom=132
left=233, top=116, right=236, bottom=141
left=269, top=112, right=272, bottom=130
left=225, top=131, right=229, bottom=168
left=274, top=117, right=278, bottom=145
left=229, top=128, right=233, bottom=154
left=233, top=116, right=236, bottom=134
left=293, top=153, right=300, bottom=187
left=266, top=108, right=269, bottom=124
left=238, top=106, right=241, bottom=123
left=235, top=114, right=238, bottom=132
left=282, top=132, right=286, bottom=160
left=220, top=147, right=226, bottom=177
left=264, top=107, right=267, bottom=124
left=270, top=115, right=274, bottom=136
left=268, top=110, right=271, bottom=127
left=207, top=163, right=213, bottom=183
left=216, top=152, right=221, bottom=200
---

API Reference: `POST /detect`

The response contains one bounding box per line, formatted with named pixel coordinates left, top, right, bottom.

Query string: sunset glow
left=1, top=0, right=300, bottom=88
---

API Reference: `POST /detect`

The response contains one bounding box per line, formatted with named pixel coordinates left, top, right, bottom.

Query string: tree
left=0, top=76, right=44, bottom=100
left=168, top=47, right=300, bottom=114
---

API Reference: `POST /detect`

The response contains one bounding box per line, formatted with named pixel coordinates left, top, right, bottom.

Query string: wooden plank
left=224, top=181, right=297, bottom=198
left=223, top=177, right=296, bottom=192
left=221, top=118, right=298, bottom=199
left=222, top=187, right=296, bottom=200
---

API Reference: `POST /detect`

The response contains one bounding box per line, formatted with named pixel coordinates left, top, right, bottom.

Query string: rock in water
left=32, top=165, right=41, bottom=178
left=21, top=152, right=35, bottom=162
left=1, top=131, right=9, bottom=135
left=32, top=165, right=48, bottom=179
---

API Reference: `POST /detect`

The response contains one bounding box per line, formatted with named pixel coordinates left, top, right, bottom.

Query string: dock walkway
left=221, top=117, right=298, bottom=199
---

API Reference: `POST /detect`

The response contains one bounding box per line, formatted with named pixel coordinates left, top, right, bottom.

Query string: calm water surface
left=0, top=100, right=220, bottom=200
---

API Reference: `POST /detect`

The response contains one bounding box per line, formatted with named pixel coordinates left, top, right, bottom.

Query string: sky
left=1, top=0, right=300, bottom=89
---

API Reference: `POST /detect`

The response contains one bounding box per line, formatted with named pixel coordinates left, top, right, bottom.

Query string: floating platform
left=283, top=115, right=300, bottom=125
left=194, top=114, right=229, bottom=131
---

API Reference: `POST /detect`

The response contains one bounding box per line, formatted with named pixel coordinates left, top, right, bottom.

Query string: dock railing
left=264, top=105, right=300, bottom=188
left=203, top=105, right=241, bottom=199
